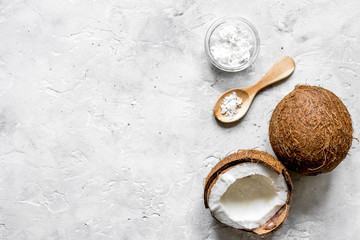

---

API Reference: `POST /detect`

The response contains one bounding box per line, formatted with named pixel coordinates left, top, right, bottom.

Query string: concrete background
left=0, top=0, right=359, bottom=239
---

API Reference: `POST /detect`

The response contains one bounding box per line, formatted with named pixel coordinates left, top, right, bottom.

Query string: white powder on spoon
left=220, top=92, right=242, bottom=118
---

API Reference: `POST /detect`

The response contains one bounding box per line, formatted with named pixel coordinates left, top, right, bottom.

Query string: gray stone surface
left=0, top=0, right=359, bottom=239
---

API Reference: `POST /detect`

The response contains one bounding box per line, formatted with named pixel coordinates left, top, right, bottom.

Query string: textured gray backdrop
left=0, top=0, right=359, bottom=239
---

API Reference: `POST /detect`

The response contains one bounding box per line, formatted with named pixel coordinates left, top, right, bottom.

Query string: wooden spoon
left=214, top=56, right=295, bottom=123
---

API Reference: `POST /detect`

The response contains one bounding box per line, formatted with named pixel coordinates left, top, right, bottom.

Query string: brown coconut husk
left=269, top=85, right=353, bottom=175
left=204, top=150, right=293, bottom=238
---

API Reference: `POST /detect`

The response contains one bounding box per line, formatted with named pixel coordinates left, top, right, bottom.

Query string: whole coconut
left=269, top=85, right=353, bottom=175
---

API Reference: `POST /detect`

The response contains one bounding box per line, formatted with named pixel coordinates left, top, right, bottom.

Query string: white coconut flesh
left=208, top=163, right=288, bottom=230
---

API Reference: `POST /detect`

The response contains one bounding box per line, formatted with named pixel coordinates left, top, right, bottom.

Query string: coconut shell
left=269, top=85, right=353, bottom=175
left=204, top=149, right=293, bottom=238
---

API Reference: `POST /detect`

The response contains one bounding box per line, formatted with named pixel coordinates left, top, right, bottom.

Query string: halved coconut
left=204, top=150, right=293, bottom=237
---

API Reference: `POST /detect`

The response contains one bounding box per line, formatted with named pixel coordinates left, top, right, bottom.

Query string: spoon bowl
left=214, top=89, right=252, bottom=123
left=214, top=56, right=295, bottom=123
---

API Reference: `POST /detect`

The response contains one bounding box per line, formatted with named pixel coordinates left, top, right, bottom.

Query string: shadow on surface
left=287, top=171, right=332, bottom=216
left=208, top=62, right=255, bottom=93
left=214, top=115, right=246, bottom=128
left=211, top=221, right=262, bottom=240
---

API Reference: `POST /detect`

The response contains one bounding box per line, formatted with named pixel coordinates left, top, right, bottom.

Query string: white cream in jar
left=210, top=22, right=253, bottom=68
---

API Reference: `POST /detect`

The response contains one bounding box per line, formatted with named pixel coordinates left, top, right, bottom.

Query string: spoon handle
left=249, top=56, right=295, bottom=94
